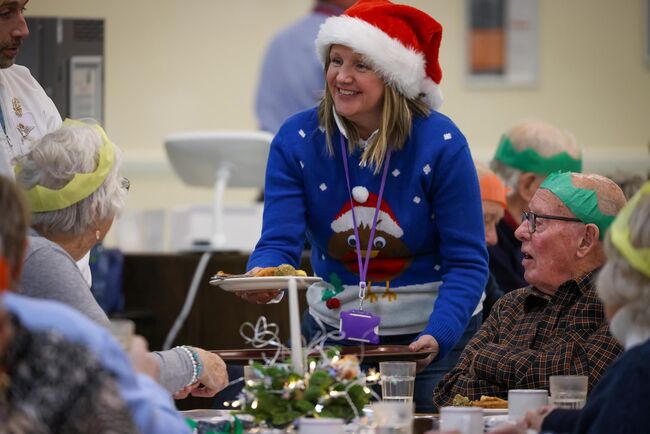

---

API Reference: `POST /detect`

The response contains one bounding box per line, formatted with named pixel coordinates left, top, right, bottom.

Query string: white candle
left=288, top=277, right=304, bottom=375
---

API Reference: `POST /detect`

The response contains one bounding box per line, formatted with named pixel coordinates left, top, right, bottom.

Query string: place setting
left=182, top=308, right=440, bottom=434
left=209, top=264, right=323, bottom=292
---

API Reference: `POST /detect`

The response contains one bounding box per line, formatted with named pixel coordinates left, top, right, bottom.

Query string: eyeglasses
left=120, top=177, right=131, bottom=192
left=521, top=211, right=582, bottom=234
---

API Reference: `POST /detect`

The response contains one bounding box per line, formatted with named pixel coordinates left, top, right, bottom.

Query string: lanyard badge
left=337, top=135, right=392, bottom=344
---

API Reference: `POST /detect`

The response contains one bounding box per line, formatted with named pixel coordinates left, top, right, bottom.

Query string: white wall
left=26, top=0, right=650, bottom=216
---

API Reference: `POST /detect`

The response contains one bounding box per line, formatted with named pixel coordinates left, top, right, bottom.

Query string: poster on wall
left=70, top=55, right=104, bottom=124
left=466, top=0, right=538, bottom=86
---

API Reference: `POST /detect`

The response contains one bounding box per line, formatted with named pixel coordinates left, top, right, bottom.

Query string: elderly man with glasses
left=433, top=172, right=625, bottom=407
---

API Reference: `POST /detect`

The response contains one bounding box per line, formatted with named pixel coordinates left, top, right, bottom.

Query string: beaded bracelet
left=175, top=345, right=202, bottom=387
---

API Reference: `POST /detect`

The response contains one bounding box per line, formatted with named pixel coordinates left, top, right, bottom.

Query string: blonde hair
left=318, top=56, right=429, bottom=174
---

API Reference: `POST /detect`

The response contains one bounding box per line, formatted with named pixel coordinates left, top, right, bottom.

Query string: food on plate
left=255, top=264, right=307, bottom=277
left=451, top=394, right=508, bottom=409
left=214, top=264, right=307, bottom=278
left=471, top=395, right=508, bottom=409
left=254, top=267, right=278, bottom=277
left=273, top=264, right=308, bottom=277
left=452, top=394, right=472, bottom=407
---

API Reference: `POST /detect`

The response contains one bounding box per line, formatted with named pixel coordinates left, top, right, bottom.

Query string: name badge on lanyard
left=337, top=135, right=392, bottom=344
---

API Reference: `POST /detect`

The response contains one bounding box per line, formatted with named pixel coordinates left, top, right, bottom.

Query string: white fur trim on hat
left=316, top=15, right=443, bottom=109
left=331, top=207, right=404, bottom=238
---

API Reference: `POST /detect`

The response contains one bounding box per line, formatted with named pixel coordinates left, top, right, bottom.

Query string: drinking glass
left=508, top=389, right=548, bottom=420
left=298, top=417, right=344, bottom=434
left=371, top=401, right=414, bottom=434
left=549, top=375, right=588, bottom=409
left=439, top=407, right=482, bottom=434
left=379, top=361, right=416, bottom=402
left=108, top=318, right=135, bottom=351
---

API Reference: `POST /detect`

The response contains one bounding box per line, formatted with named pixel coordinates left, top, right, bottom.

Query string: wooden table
left=121, top=252, right=312, bottom=351
left=121, top=252, right=312, bottom=410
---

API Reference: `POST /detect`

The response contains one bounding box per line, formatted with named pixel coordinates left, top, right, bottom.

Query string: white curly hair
left=14, top=120, right=126, bottom=235
left=597, top=191, right=650, bottom=328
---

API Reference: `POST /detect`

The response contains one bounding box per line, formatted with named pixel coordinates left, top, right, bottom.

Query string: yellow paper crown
left=16, top=119, right=115, bottom=212
left=610, top=181, right=650, bottom=278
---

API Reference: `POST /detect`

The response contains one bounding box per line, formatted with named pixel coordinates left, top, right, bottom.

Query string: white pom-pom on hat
left=352, top=186, right=369, bottom=203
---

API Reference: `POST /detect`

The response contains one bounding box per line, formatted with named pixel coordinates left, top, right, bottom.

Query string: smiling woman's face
left=326, top=44, right=385, bottom=138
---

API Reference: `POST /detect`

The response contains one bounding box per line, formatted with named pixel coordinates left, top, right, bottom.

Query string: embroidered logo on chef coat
left=16, top=112, right=37, bottom=140
left=12, top=106, right=39, bottom=142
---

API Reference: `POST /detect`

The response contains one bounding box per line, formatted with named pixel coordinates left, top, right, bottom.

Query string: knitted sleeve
left=421, top=139, right=488, bottom=358
left=247, top=130, right=308, bottom=270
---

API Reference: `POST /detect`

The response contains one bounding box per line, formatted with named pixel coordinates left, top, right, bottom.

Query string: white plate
left=179, top=409, right=231, bottom=421
left=209, top=276, right=322, bottom=292
left=484, top=414, right=509, bottom=430
left=483, top=408, right=508, bottom=415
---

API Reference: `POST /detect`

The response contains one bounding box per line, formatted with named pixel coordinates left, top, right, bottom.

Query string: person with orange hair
left=475, top=162, right=508, bottom=317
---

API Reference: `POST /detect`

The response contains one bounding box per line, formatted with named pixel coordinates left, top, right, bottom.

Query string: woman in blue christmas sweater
left=239, top=0, right=488, bottom=412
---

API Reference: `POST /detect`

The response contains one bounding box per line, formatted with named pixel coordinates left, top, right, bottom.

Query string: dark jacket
left=488, top=212, right=527, bottom=293
left=542, top=338, right=650, bottom=434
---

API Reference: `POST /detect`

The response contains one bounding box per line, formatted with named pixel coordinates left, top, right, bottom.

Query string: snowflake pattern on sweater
left=248, top=108, right=488, bottom=358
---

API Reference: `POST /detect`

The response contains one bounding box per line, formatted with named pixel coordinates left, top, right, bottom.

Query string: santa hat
left=316, top=0, right=444, bottom=109
left=331, top=186, right=403, bottom=238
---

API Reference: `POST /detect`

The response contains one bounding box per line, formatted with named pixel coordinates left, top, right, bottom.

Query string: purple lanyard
left=339, top=134, right=392, bottom=309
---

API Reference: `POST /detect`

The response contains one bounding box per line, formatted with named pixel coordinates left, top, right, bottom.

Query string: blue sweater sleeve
left=421, top=140, right=488, bottom=358
left=247, top=130, right=307, bottom=270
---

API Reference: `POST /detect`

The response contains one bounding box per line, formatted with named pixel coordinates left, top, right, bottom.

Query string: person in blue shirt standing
left=255, top=0, right=355, bottom=133
left=240, top=0, right=488, bottom=413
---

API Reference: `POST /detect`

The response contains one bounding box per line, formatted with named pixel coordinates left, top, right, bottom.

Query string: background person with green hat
left=433, top=172, right=623, bottom=407
left=489, top=120, right=583, bottom=293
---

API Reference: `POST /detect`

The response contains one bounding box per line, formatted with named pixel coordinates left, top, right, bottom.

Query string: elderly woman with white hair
left=488, top=181, right=650, bottom=434
left=13, top=120, right=228, bottom=398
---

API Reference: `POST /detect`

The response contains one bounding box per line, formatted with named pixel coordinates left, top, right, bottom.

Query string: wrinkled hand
left=488, top=405, right=554, bottom=434
left=423, top=430, right=461, bottom=434
left=234, top=267, right=283, bottom=304
left=522, top=405, right=554, bottom=432
left=409, top=334, right=439, bottom=373
left=128, top=335, right=160, bottom=381
left=488, top=419, right=528, bottom=434
left=486, top=420, right=527, bottom=434
left=174, top=348, right=229, bottom=399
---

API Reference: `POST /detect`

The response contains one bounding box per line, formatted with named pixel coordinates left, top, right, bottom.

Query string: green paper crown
left=494, top=135, right=582, bottom=175
left=540, top=172, right=615, bottom=239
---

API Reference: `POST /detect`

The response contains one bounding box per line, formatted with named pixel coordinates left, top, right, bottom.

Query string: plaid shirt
left=433, top=271, right=622, bottom=406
